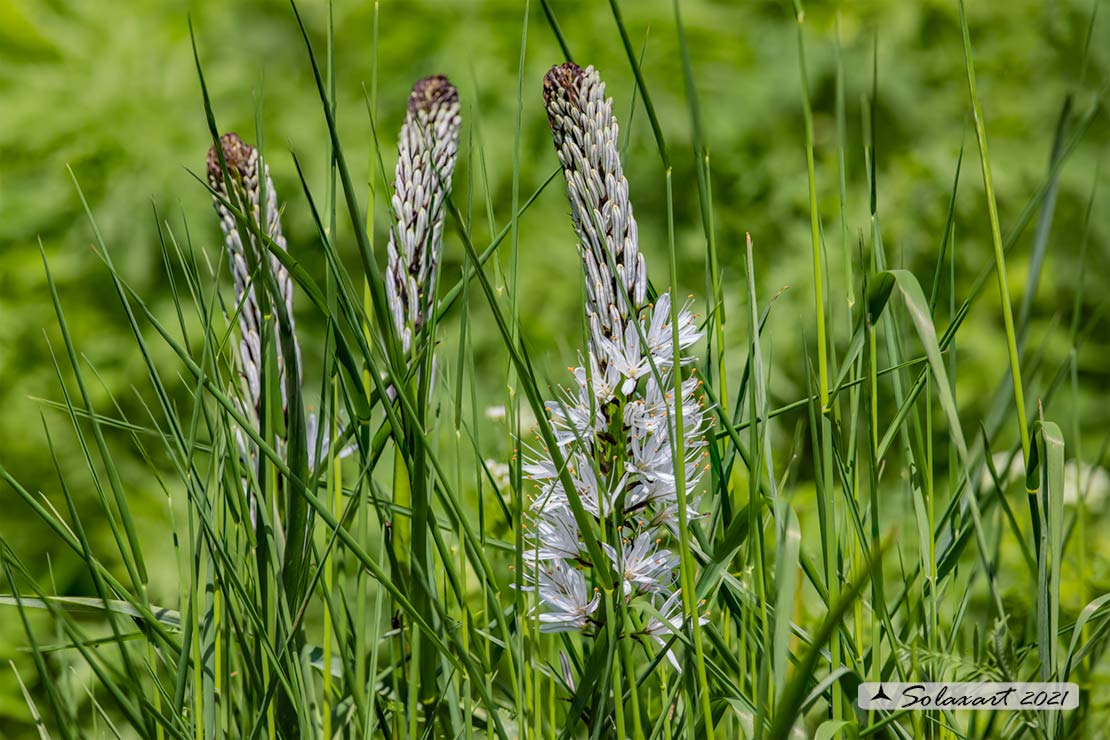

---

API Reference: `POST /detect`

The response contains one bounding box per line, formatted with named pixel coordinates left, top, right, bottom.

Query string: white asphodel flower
left=522, top=447, right=560, bottom=487
left=530, top=560, right=600, bottom=634
left=572, top=352, right=622, bottom=408
left=523, top=444, right=574, bottom=511
left=523, top=505, right=583, bottom=563
left=625, top=371, right=706, bottom=438
left=524, top=446, right=613, bottom=518
left=604, top=531, right=679, bottom=595
left=646, top=501, right=709, bottom=540
left=546, top=384, right=606, bottom=448
left=642, top=590, right=710, bottom=671
left=602, top=319, right=649, bottom=394
left=624, top=376, right=708, bottom=514
left=643, top=293, right=700, bottom=366
left=561, top=458, right=624, bottom=520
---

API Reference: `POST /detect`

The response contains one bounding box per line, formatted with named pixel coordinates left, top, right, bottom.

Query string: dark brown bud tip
left=206, top=132, right=253, bottom=184
left=543, top=62, right=584, bottom=108
left=408, top=75, right=458, bottom=114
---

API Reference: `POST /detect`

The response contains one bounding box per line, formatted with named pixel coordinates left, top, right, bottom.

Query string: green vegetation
left=1, top=0, right=1108, bottom=736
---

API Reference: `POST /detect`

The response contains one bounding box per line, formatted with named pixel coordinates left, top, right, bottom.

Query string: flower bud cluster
left=385, top=75, right=462, bottom=354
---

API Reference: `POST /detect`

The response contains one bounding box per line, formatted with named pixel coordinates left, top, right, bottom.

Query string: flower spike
left=543, top=62, right=648, bottom=350
left=207, top=133, right=349, bottom=512
left=206, top=132, right=300, bottom=442
left=385, top=75, right=462, bottom=354
left=525, top=64, right=709, bottom=674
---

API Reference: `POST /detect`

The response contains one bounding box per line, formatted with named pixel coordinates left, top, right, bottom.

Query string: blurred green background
left=1, top=0, right=1108, bottom=732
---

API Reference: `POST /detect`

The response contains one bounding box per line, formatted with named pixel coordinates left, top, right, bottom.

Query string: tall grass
left=1, top=2, right=1108, bottom=738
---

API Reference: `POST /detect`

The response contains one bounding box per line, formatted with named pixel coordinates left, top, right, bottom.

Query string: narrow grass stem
left=958, top=0, right=1031, bottom=463
left=796, top=10, right=829, bottom=411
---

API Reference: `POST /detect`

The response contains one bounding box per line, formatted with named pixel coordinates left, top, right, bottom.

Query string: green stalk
left=795, top=7, right=829, bottom=411
left=957, top=0, right=1030, bottom=463
left=664, top=172, right=714, bottom=740
left=412, top=357, right=436, bottom=723
left=795, top=7, right=838, bottom=720
left=509, top=2, right=530, bottom=733
left=673, top=0, right=726, bottom=413
left=322, top=4, right=337, bottom=736
left=358, top=6, right=379, bottom=732
left=621, top=617, right=643, bottom=740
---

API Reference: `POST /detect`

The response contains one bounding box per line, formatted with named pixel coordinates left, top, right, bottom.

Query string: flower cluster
left=385, top=75, right=462, bottom=355
left=523, top=63, right=709, bottom=661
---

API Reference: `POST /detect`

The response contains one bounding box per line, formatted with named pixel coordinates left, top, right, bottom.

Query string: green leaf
left=768, top=538, right=890, bottom=740
left=814, top=719, right=857, bottom=740
left=1032, top=420, right=1065, bottom=681
left=0, top=596, right=182, bottom=630
left=1062, top=593, right=1110, bottom=679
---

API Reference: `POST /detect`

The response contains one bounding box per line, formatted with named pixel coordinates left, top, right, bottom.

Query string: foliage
left=1, top=0, right=1109, bottom=736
